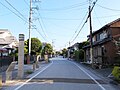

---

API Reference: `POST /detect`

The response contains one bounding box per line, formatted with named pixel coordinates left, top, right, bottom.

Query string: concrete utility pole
left=29, top=0, right=32, bottom=55
left=28, top=0, right=32, bottom=64
left=89, top=0, right=94, bottom=68
left=28, top=0, right=41, bottom=64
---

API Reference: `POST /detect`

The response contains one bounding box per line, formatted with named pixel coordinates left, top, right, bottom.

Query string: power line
left=69, top=11, right=88, bottom=43
left=97, top=4, right=120, bottom=11
left=94, top=14, right=120, bottom=19
left=0, top=1, right=28, bottom=23
left=37, top=18, right=48, bottom=38
left=24, top=0, right=29, bottom=7
left=31, top=1, right=48, bottom=42
left=35, top=27, right=48, bottom=42
left=70, top=20, right=87, bottom=44
left=37, top=11, right=48, bottom=38
left=5, top=0, right=28, bottom=21
left=0, top=0, right=48, bottom=43
left=39, top=2, right=88, bottom=11
left=39, top=16, right=84, bottom=21
left=94, top=10, right=102, bottom=26
left=70, top=0, right=98, bottom=44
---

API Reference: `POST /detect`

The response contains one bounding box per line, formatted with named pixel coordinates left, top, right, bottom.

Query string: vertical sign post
left=18, top=34, right=24, bottom=78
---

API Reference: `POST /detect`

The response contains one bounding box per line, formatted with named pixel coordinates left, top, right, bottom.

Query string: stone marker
left=18, top=34, right=24, bottom=78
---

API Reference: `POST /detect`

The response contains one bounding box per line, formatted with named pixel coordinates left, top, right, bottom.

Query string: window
left=100, top=33, right=104, bottom=40
left=96, top=34, right=100, bottom=41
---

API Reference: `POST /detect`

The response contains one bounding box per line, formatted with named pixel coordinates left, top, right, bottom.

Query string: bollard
left=33, top=63, right=36, bottom=71
left=36, top=60, right=39, bottom=68
left=0, top=75, right=2, bottom=89
left=44, top=55, right=48, bottom=63
left=2, top=72, right=6, bottom=83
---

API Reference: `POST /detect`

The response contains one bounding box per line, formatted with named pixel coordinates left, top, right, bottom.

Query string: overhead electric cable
left=97, top=4, right=120, bottom=11
left=5, top=0, right=28, bottom=21
left=35, top=28, right=48, bottom=42
left=94, top=14, right=120, bottom=18
left=70, top=0, right=98, bottom=43
left=39, top=17, right=84, bottom=21
left=24, top=0, right=29, bottom=7
left=37, top=11, right=48, bottom=38
left=0, top=1, right=28, bottom=23
left=69, top=11, right=88, bottom=42
left=94, top=10, right=102, bottom=26
left=37, top=18, right=48, bottom=38
left=40, top=2, right=88, bottom=11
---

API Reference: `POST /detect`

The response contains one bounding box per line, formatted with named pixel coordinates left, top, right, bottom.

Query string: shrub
left=74, top=49, right=84, bottom=62
left=74, top=50, right=80, bottom=61
left=112, top=66, right=120, bottom=81
left=25, top=70, right=33, bottom=74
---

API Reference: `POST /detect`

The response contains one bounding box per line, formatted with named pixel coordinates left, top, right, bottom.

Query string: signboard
left=19, top=34, right=24, bottom=41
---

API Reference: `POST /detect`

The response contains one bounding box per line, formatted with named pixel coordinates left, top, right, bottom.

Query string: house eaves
left=83, top=38, right=112, bottom=49
left=87, top=18, right=120, bottom=37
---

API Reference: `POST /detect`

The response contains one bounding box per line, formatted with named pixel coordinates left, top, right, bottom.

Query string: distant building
left=83, top=18, right=120, bottom=65
left=0, top=29, right=18, bottom=56
left=67, top=42, right=81, bottom=59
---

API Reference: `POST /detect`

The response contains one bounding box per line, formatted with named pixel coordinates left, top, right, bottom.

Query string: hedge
left=112, top=66, right=120, bottom=81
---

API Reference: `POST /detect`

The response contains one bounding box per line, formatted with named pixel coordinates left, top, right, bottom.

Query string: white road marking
left=69, top=61, right=106, bottom=90
left=14, top=61, right=53, bottom=90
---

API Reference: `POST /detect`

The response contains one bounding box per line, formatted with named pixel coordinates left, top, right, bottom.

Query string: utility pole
left=89, top=0, right=94, bottom=68
left=28, top=0, right=32, bottom=64
left=68, top=42, right=70, bottom=60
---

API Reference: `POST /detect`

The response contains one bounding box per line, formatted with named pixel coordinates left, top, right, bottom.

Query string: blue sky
left=0, top=0, right=120, bottom=51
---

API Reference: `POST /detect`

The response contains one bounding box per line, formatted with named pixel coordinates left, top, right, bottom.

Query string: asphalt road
left=4, top=57, right=120, bottom=90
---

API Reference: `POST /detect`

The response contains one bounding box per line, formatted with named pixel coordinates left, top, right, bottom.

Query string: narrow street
left=4, top=57, right=120, bottom=90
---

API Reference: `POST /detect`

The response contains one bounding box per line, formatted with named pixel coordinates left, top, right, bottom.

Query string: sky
left=0, top=0, right=120, bottom=51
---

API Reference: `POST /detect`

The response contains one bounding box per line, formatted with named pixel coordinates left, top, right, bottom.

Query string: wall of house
left=111, top=27, right=120, bottom=37
left=111, top=20, right=120, bottom=27
left=104, top=41, right=118, bottom=64
left=85, top=48, right=90, bottom=63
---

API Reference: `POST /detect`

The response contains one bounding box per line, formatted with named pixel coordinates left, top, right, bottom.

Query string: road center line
left=69, top=61, right=106, bottom=90
left=14, top=61, right=53, bottom=90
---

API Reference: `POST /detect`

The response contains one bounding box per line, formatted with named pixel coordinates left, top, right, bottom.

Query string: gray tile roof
left=0, top=29, right=18, bottom=47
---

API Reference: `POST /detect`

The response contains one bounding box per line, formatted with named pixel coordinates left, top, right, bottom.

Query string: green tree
left=74, top=41, right=88, bottom=62
left=42, top=43, right=53, bottom=55
left=78, top=41, right=89, bottom=49
left=62, top=48, right=67, bottom=57
left=24, top=40, right=28, bottom=55
left=25, top=38, right=42, bottom=55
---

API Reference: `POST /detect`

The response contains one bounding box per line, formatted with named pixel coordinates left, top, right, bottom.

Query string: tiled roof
left=91, top=18, right=120, bottom=35
left=0, top=29, right=18, bottom=47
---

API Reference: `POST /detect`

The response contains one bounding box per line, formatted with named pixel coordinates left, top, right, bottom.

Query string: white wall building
left=0, top=29, right=18, bottom=55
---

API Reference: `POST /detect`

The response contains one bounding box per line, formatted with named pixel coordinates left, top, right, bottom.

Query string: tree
left=78, top=41, right=89, bottom=49
left=62, top=48, right=67, bottom=57
left=73, top=41, right=88, bottom=62
left=25, top=38, right=42, bottom=55
left=42, top=43, right=53, bottom=56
